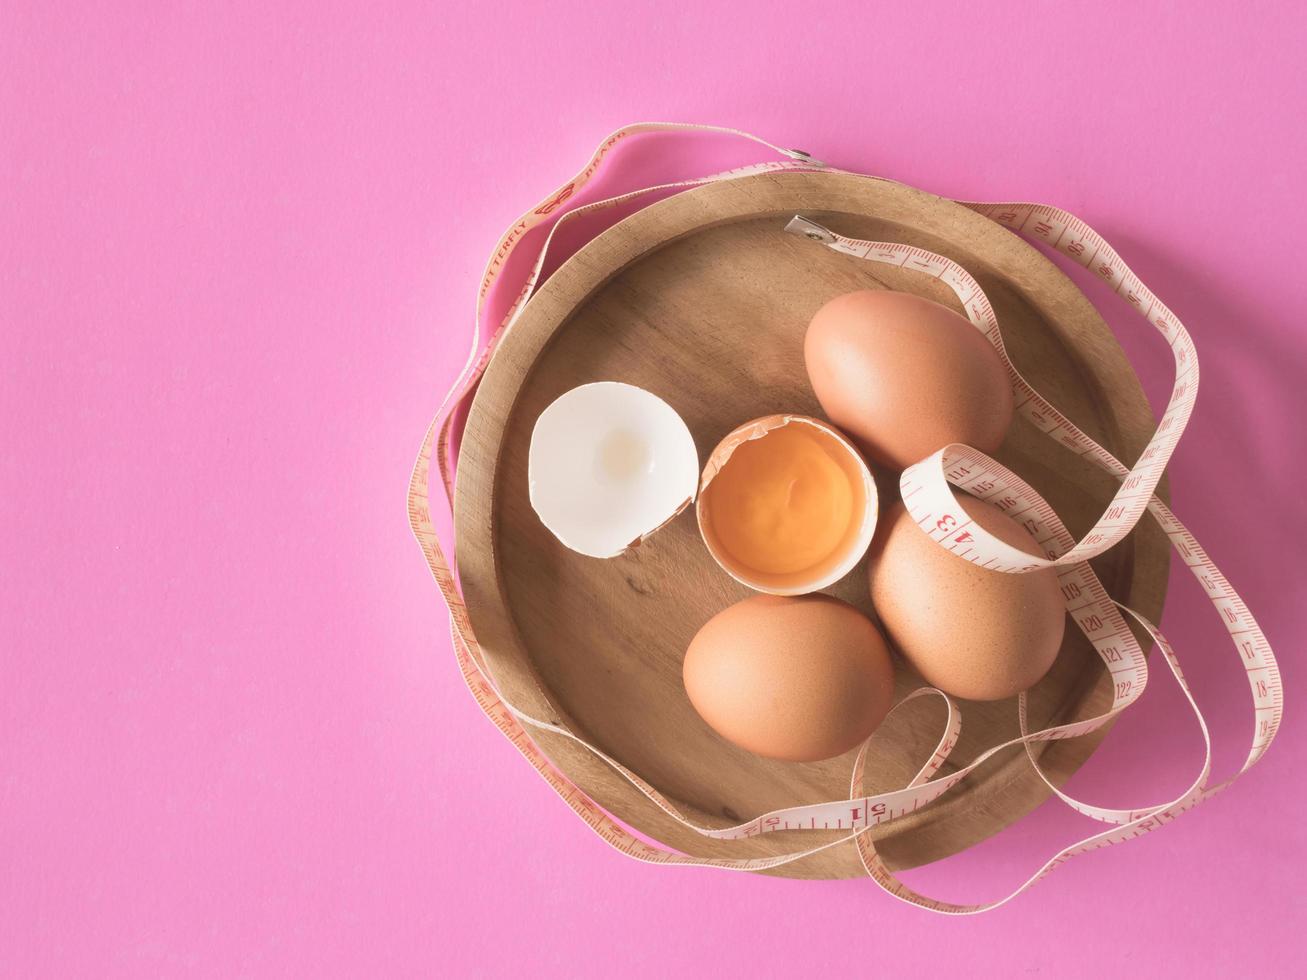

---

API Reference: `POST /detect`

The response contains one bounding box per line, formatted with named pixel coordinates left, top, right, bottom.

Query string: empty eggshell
left=528, top=382, right=699, bottom=558
left=804, top=290, right=1014, bottom=469
left=683, top=594, right=896, bottom=762
left=868, top=497, right=1065, bottom=701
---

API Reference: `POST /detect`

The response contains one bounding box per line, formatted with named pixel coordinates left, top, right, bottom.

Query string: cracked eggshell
left=528, top=382, right=700, bottom=558
left=696, top=414, right=879, bottom=596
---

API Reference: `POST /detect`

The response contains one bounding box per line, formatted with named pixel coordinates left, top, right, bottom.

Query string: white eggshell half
left=528, top=382, right=700, bottom=558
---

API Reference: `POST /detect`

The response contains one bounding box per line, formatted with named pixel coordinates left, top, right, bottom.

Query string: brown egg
left=804, top=290, right=1014, bottom=469
left=683, top=594, right=895, bottom=762
left=868, top=498, right=1065, bottom=701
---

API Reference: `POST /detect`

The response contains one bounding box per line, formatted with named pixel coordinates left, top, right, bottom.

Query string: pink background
left=4, top=2, right=1304, bottom=975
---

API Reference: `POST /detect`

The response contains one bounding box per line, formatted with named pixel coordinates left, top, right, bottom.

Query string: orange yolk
left=706, top=423, right=862, bottom=576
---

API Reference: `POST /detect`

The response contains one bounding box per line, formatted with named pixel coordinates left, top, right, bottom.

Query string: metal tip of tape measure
left=781, top=148, right=825, bottom=166
left=784, top=215, right=837, bottom=243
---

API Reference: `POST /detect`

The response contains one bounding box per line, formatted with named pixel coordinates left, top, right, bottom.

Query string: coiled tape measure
left=406, top=123, right=1281, bottom=914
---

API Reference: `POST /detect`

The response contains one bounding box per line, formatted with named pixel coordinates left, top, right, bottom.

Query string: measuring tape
left=406, top=123, right=1282, bottom=914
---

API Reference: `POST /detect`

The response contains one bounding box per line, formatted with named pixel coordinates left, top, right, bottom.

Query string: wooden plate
left=454, top=170, right=1169, bottom=879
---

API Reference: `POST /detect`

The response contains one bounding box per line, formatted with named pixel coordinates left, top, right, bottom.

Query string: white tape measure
left=406, top=123, right=1282, bottom=915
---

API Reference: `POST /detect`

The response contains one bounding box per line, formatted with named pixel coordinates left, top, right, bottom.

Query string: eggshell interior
left=528, top=382, right=700, bottom=558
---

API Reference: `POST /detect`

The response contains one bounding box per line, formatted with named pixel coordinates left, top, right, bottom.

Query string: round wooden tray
left=455, top=170, right=1170, bottom=878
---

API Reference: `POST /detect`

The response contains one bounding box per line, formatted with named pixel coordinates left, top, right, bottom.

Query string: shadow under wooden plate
left=454, top=170, right=1170, bottom=879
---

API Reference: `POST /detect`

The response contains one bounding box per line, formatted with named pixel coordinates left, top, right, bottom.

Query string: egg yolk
left=706, top=423, right=861, bottom=576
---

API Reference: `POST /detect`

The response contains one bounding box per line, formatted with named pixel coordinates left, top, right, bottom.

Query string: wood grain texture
left=453, top=170, right=1170, bottom=879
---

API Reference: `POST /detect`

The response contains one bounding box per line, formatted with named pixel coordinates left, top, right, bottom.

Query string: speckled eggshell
left=868, top=497, right=1065, bottom=701
left=804, top=290, right=1014, bottom=470
left=682, top=594, right=895, bottom=763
